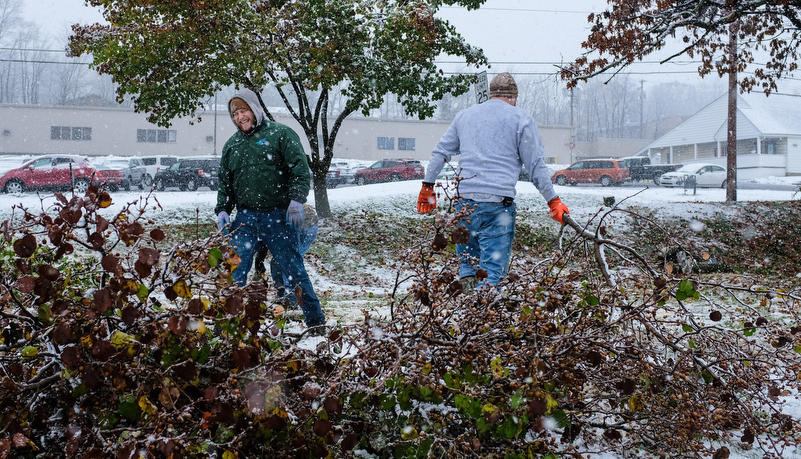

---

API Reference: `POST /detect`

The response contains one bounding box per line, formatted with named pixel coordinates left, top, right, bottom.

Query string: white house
left=636, top=92, right=801, bottom=179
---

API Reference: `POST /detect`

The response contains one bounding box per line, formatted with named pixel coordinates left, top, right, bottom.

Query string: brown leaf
left=313, top=419, right=333, bottom=437
left=134, top=260, right=152, bottom=278
left=168, top=315, right=187, bottom=336
left=61, top=346, right=81, bottom=367
left=38, top=264, right=60, bottom=281
left=138, top=248, right=160, bottom=267
left=91, top=289, right=112, bottom=313
left=59, top=207, right=82, bottom=225
left=121, top=305, right=141, bottom=325
left=48, top=226, right=63, bottom=245
left=302, top=381, right=321, bottom=400
left=225, top=296, right=243, bottom=316
left=51, top=323, right=73, bottom=345
left=172, top=360, right=197, bottom=381
left=54, top=242, right=74, bottom=261
left=713, top=446, right=730, bottom=459
left=13, top=234, right=36, bottom=258
left=88, top=232, right=105, bottom=250
left=450, top=226, right=470, bottom=244
left=340, top=434, right=358, bottom=452
left=245, top=300, right=262, bottom=320
left=12, top=433, right=29, bottom=448
left=187, top=298, right=203, bottom=315
left=232, top=347, right=258, bottom=370
left=15, top=276, right=35, bottom=293
left=150, top=228, right=166, bottom=241
left=432, top=233, right=448, bottom=252
left=92, top=340, right=116, bottom=361
left=96, top=215, right=109, bottom=233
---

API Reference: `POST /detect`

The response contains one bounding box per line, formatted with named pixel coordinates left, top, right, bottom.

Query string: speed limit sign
left=474, top=71, right=489, bottom=104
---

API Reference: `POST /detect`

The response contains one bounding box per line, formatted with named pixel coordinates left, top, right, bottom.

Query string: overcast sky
left=19, top=0, right=801, bottom=93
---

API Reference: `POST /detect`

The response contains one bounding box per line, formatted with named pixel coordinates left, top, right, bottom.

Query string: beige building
left=0, top=104, right=573, bottom=163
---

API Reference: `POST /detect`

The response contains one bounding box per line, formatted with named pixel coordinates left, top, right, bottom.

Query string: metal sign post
left=474, top=71, right=488, bottom=104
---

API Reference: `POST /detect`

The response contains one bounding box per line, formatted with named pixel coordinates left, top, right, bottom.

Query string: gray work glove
left=216, top=211, right=230, bottom=231
left=286, top=200, right=304, bottom=229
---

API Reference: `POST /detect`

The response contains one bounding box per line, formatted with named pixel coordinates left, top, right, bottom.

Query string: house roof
left=638, top=92, right=801, bottom=153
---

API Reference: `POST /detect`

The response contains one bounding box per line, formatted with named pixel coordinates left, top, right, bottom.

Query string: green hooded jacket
left=215, top=88, right=311, bottom=215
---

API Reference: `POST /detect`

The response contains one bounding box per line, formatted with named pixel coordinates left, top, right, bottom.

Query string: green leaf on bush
left=97, top=413, right=118, bottom=429
left=350, top=392, right=368, bottom=409
left=380, top=394, right=396, bottom=410
left=584, top=294, right=599, bottom=306
left=21, top=346, right=38, bottom=358
left=675, top=279, right=698, bottom=301
left=744, top=327, right=756, bottom=337
left=72, top=384, right=89, bottom=398
left=552, top=409, right=570, bottom=428
left=118, top=396, right=140, bottom=421
left=498, top=416, right=519, bottom=439
left=701, top=370, right=713, bottom=384
left=191, top=343, right=211, bottom=364
left=136, top=284, right=149, bottom=303
left=794, top=345, right=801, bottom=354
left=510, top=391, right=524, bottom=409
left=682, top=324, right=693, bottom=332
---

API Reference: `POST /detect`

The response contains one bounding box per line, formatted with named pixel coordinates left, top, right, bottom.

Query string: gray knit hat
left=489, top=72, right=518, bottom=98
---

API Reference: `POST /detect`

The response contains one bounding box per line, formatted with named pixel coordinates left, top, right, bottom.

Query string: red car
left=353, top=158, right=425, bottom=185
left=0, top=155, right=102, bottom=194
left=93, top=165, right=125, bottom=192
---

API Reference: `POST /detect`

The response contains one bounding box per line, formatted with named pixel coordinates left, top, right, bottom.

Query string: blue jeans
left=230, top=208, right=326, bottom=327
left=270, top=224, right=319, bottom=305
left=454, top=199, right=516, bottom=287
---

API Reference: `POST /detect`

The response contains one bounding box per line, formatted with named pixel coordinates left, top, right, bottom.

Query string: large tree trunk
left=726, top=22, right=737, bottom=202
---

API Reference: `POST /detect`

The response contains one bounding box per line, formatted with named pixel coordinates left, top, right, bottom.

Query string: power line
left=0, top=47, right=69, bottom=53
left=440, top=6, right=597, bottom=14
left=0, top=58, right=90, bottom=65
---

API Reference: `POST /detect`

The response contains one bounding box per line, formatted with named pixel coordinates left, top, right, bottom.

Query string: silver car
left=93, top=157, right=148, bottom=191
left=659, top=163, right=728, bottom=188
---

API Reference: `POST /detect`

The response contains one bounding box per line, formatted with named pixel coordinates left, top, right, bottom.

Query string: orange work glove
left=417, top=182, right=436, bottom=213
left=548, top=197, right=569, bottom=224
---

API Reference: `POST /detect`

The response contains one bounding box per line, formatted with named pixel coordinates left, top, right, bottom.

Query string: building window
left=2, top=130, right=9, bottom=136
left=137, top=129, right=177, bottom=143
left=51, top=126, right=91, bottom=140
left=377, top=137, right=394, bottom=150
left=398, top=138, right=415, bottom=151
left=765, top=140, right=776, bottom=155
left=206, top=136, right=214, bottom=143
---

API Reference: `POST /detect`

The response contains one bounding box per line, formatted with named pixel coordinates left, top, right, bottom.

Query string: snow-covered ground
left=1, top=156, right=799, bottom=458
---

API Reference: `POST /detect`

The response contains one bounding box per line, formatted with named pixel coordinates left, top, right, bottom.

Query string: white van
left=140, top=156, right=179, bottom=187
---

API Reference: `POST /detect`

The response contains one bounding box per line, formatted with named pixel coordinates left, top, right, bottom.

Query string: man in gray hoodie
left=417, top=72, right=569, bottom=291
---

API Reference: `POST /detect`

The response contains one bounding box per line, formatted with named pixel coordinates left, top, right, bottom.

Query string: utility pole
left=639, top=79, right=644, bottom=139
left=726, top=21, right=738, bottom=202
left=570, top=87, right=575, bottom=164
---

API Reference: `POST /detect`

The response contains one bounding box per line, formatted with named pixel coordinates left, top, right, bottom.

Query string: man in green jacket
left=215, top=87, right=326, bottom=332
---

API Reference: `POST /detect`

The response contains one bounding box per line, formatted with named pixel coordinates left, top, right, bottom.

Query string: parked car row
left=0, top=154, right=219, bottom=194
left=548, top=158, right=727, bottom=189
left=353, top=158, right=425, bottom=185
left=153, top=157, right=220, bottom=191
left=0, top=155, right=117, bottom=194
left=551, top=159, right=631, bottom=187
